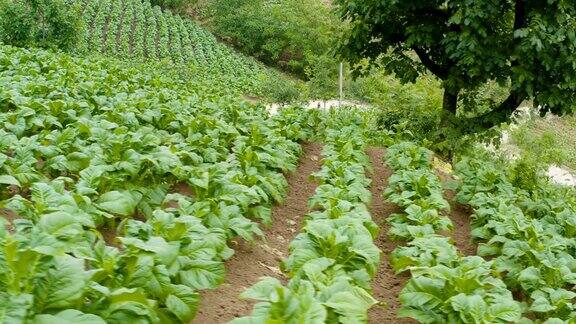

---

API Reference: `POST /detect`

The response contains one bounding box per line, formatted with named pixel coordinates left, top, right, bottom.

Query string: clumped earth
left=193, top=143, right=323, bottom=323
left=367, top=148, right=474, bottom=323
left=445, top=190, right=476, bottom=256
left=366, top=148, right=414, bottom=323
left=436, top=171, right=476, bottom=256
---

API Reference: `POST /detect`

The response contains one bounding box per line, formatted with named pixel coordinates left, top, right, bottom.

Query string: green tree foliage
left=335, top=0, right=576, bottom=128
left=203, top=0, right=341, bottom=77
left=0, top=0, right=82, bottom=51
left=150, top=0, right=186, bottom=11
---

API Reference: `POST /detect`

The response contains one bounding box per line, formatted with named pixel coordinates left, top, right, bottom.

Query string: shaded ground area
left=366, top=147, right=414, bottom=324
left=193, top=142, right=323, bottom=323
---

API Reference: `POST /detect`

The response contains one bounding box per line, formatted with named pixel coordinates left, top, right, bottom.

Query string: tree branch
left=473, top=89, right=526, bottom=127
left=513, top=0, right=527, bottom=31
left=412, top=47, right=449, bottom=80
left=465, top=1, right=528, bottom=128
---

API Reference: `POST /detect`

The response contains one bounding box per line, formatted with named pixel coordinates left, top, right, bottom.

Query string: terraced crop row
left=78, top=0, right=273, bottom=79
left=454, top=156, right=576, bottom=321
left=237, top=124, right=380, bottom=322
left=383, top=142, right=523, bottom=323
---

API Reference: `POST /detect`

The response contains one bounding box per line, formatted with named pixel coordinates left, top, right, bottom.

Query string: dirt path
left=445, top=191, right=476, bottom=256
left=437, top=172, right=477, bottom=256
left=193, top=142, right=323, bottom=323
left=266, top=99, right=370, bottom=115
left=366, top=148, right=414, bottom=324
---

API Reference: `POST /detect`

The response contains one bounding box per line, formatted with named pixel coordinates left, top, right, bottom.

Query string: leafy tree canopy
left=0, top=0, right=83, bottom=51
left=335, top=0, right=576, bottom=127
left=204, top=0, right=341, bottom=77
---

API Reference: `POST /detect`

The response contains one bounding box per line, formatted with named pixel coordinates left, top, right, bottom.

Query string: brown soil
left=115, top=0, right=126, bottom=53
left=366, top=147, right=415, bottom=324
left=128, top=1, right=137, bottom=56
left=437, top=171, right=477, bottom=256
left=98, top=224, right=119, bottom=247
left=445, top=190, right=476, bottom=256
left=0, top=208, right=18, bottom=233
left=193, top=142, right=323, bottom=323
left=242, top=95, right=261, bottom=104
left=172, top=182, right=194, bottom=197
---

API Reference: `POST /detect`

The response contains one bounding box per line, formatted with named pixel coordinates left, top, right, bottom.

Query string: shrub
left=0, top=0, right=82, bottom=51
left=349, top=71, right=443, bottom=141
left=150, top=0, right=187, bottom=10
left=305, top=54, right=340, bottom=101
left=509, top=156, right=541, bottom=192
left=263, top=77, right=302, bottom=105
left=202, top=0, right=341, bottom=77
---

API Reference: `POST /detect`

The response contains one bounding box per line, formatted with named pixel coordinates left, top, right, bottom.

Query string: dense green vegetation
left=511, top=115, right=576, bottom=171
left=336, top=0, right=576, bottom=128
left=238, top=116, right=380, bottom=322
left=0, top=44, right=302, bottom=322
left=2, top=1, right=576, bottom=323
left=199, top=0, right=340, bottom=78
left=384, top=142, right=522, bottom=322
left=0, top=0, right=83, bottom=51
left=79, top=0, right=280, bottom=86
left=0, top=0, right=297, bottom=100
left=454, top=152, right=576, bottom=321
left=191, top=0, right=510, bottom=156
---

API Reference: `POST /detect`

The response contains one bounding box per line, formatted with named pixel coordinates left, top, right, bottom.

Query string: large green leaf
left=96, top=191, right=141, bottom=216
left=239, top=277, right=282, bottom=301
left=165, top=295, right=193, bottom=322
left=33, top=310, right=106, bottom=324
left=324, top=286, right=378, bottom=321
left=178, top=259, right=225, bottom=290
left=167, top=284, right=199, bottom=321
left=0, top=293, right=33, bottom=324
left=0, top=175, right=20, bottom=187
left=35, top=255, right=89, bottom=310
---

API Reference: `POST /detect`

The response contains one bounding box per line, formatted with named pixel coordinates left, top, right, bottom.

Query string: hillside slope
left=77, top=0, right=292, bottom=97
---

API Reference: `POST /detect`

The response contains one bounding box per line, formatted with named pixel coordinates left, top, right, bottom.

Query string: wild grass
left=511, top=114, right=576, bottom=171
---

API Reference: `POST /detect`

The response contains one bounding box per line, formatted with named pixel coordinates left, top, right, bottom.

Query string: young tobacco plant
left=390, top=235, right=459, bottom=273
left=399, top=257, right=523, bottom=323
left=386, top=141, right=433, bottom=171
left=383, top=169, right=450, bottom=211
left=387, top=204, right=453, bottom=241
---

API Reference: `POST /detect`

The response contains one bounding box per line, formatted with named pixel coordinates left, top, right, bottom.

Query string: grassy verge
left=511, top=114, right=576, bottom=170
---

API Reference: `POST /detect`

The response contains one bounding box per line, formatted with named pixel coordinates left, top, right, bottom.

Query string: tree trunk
left=442, top=88, right=459, bottom=115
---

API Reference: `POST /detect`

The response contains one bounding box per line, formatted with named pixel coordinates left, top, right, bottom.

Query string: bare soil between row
left=366, top=147, right=414, bottom=323
left=0, top=144, right=474, bottom=324
left=192, top=142, right=323, bottom=323
left=367, top=148, right=475, bottom=323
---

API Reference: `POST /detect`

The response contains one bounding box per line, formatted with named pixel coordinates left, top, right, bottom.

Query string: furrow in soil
left=193, top=142, right=323, bottom=323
